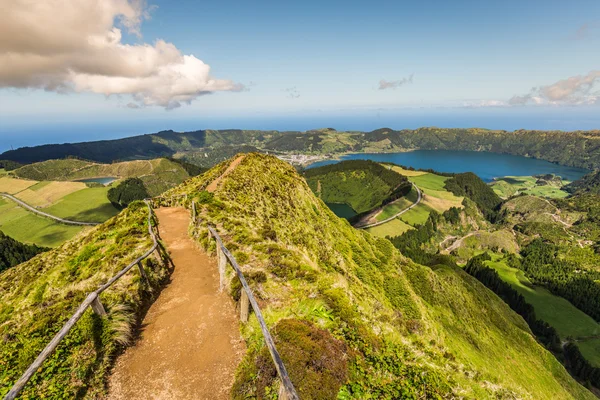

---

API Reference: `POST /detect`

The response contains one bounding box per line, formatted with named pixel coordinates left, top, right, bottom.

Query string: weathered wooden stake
left=192, top=200, right=196, bottom=220
left=218, top=246, right=227, bottom=292
left=278, top=381, right=289, bottom=400
left=90, top=295, right=107, bottom=317
left=137, top=261, right=149, bottom=284
left=240, top=289, right=250, bottom=323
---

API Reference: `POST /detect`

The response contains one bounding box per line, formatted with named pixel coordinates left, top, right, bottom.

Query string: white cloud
left=0, top=0, right=243, bottom=109
left=509, top=71, right=600, bottom=106
left=378, top=74, right=414, bottom=90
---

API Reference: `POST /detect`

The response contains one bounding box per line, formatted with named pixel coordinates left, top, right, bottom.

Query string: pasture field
left=0, top=176, right=37, bottom=194
left=0, top=197, right=84, bottom=247
left=389, top=165, right=428, bottom=177
left=43, top=186, right=119, bottom=223
left=366, top=218, right=413, bottom=238
left=0, top=169, right=7, bottom=176
left=491, top=176, right=570, bottom=199
left=399, top=203, right=434, bottom=226
left=15, top=181, right=87, bottom=207
left=486, top=259, right=600, bottom=366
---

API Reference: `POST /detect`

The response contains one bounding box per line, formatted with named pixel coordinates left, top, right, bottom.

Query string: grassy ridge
left=0, top=202, right=169, bottom=398
left=163, top=153, right=592, bottom=399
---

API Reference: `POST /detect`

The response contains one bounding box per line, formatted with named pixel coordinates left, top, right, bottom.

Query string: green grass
left=0, top=198, right=84, bottom=247
left=486, top=259, right=600, bottom=366
left=399, top=203, right=434, bottom=226
left=375, top=197, right=413, bottom=221
left=409, top=173, right=449, bottom=191
left=0, top=169, right=7, bottom=176
left=0, top=202, right=168, bottom=398
left=366, top=218, right=413, bottom=238
left=162, top=154, right=593, bottom=399
left=577, top=339, right=600, bottom=367
left=491, top=176, right=570, bottom=199
left=42, top=187, right=120, bottom=223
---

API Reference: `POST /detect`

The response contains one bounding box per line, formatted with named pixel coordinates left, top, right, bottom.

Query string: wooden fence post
left=192, top=200, right=196, bottom=221
left=218, top=246, right=227, bottom=292
left=240, top=289, right=250, bottom=323
left=90, top=294, right=107, bottom=317
left=278, top=381, right=289, bottom=400
left=137, top=261, right=149, bottom=285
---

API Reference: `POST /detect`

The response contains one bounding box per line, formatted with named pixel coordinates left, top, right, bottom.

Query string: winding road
left=0, top=192, right=99, bottom=226
left=357, top=183, right=422, bottom=229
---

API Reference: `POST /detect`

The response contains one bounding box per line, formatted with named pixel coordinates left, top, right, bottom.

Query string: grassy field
left=491, top=176, right=570, bottom=199
left=0, top=176, right=37, bottom=194
left=486, top=259, right=600, bottom=366
left=15, top=181, right=87, bottom=207
left=399, top=203, right=435, bottom=225
left=0, top=175, right=120, bottom=246
left=366, top=218, right=413, bottom=238
left=369, top=168, right=464, bottom=236
left=0, top=198, right=85, bottom=247
left=43, top=186, right=120, bottom=223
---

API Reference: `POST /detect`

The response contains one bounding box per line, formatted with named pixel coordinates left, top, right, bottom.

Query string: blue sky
left=1, top=0, right=600, bottom=151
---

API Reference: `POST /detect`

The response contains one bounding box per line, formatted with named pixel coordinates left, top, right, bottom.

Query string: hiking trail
left=107, top=207, right=245, bottom=400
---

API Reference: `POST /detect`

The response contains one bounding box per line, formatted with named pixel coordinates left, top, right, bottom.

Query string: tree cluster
left=520, top=239, right=600, bottom=323
left=465, top=253, right=561, bottom=352
left=444, top=172, right=502, bottom=221
left=107, top=178, right=149, bottom=209
left=0, top=231, right=48, bottom=273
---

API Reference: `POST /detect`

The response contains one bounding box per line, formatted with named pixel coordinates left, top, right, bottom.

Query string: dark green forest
left=519, top=239, right=600, bottom=323
left=0, top=231, right=48, bottom=273
left=107, top=178, right=149, bottom=209
left=444, top=172, right=502, bottom=220
left=565, top=170, right=600, bottom=194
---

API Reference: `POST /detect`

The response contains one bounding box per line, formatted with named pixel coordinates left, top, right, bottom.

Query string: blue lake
left=308, top=150, right=590, bottom=182
left=76, top=177, right=117, bottom=185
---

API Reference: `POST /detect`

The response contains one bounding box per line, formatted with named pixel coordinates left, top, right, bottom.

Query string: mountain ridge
left=3, top=127, right=600, bottom=169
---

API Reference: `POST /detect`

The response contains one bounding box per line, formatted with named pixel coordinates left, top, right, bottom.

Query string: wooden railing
left=5, top=196, right=299, bottom=399
left=188, top=198, right=299, bottom=400
left=3, top=200, right=160, bottom=400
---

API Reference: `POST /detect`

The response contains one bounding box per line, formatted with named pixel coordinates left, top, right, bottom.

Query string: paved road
left=0, top=192, right=99, bottom=226
left=357, top=183, right=422, bottom=229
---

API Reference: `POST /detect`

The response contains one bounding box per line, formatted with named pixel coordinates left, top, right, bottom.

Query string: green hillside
left=13, top=158, right=190, bottom=196
left=304, top=160, right=411, bottom=214
left=565, top=170, right=600, bottom=194
left=3, top=127, right=600, bottom=169
left=162, top=153, right=592, bottom=399
left=0, top=202, right=168, bottom=398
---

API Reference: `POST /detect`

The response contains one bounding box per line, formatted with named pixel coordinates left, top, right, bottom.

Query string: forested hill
left=565, top=170, right=600, bottom=194
left=2, top=127, right=600, bottom=169
left=0, top=231, right=48, bottom=273
left=304, top=160, right=411, bottom=213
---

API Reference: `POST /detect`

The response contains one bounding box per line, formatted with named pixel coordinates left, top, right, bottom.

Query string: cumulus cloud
left=0, top=0, right=243, bottom=109
left=509, top=71, right=600, bottom=106
left=378, top=74, right=414, bottom=90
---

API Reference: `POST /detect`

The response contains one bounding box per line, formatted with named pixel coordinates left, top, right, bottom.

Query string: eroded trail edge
left=107, top=207, right=245, bottom=400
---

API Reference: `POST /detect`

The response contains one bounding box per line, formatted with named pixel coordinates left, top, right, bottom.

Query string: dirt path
left=107, top=207, right=245, bottom=400
left=206, top=155, right=245, bottom=192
